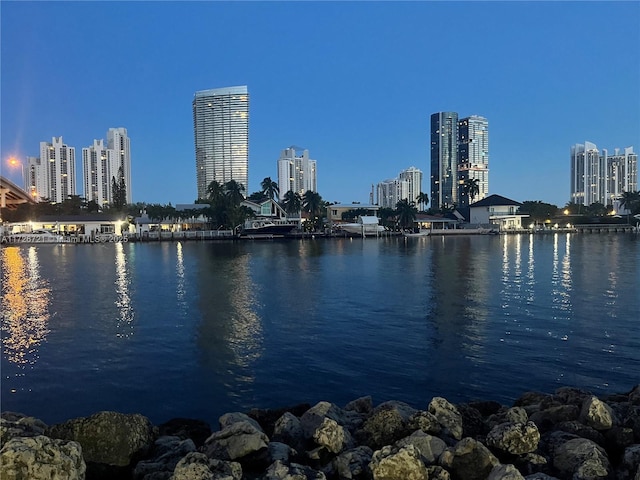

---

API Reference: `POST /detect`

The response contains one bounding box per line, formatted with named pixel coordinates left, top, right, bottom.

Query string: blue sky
left=1, top=1, right=639, bottom=207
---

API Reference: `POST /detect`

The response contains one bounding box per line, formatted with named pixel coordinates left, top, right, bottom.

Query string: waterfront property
left=1, top=214, right=129, bottom=242
left=469, top=194, right=529, bottom=230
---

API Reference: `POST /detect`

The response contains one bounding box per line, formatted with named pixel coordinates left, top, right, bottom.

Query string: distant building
left=469, top=194, right=528, bottom=230
left=457, top=115, right=489, bottom=208
left=570, top=143, right=637, bottom=206
left=377, top=166, right=423, bottom=209
left=193, top=86, right=249, bottom=200
left=430, top=112, right=490, bottom=210
left=430, top=112, right=458, bottom=209
left=277, top=146, right=317, bottom=200
left=30, top=137, right=77, bottom=203
left=82, top=139, right=116, bottom=207
left=107, top=128, right=132, bottom=203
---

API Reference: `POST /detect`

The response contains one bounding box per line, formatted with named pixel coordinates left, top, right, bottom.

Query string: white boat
left=336, top=216, right=386, bottom=236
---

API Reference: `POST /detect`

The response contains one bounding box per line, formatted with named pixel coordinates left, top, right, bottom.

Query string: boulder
left=357, top=407, right=410, bottom=450
left=171, top=452, right=242, bottom=480
left=407, top=410, right=442, bottom=436
left=46, top=411, right=155, bottom=467
left=344, top=396, right=373, bottom=415
left=428, top=397, right=463, bottom=440
left=579, top=396, right=615, bottom=431
left=203, top=420, right=269, bottom=461
left=272, top=412, right=305, bottom=452
left=267, top=441, right=296, bottom=464
left=300, top=402, right=348, bottom=439
left=396, top=430, right=446, bottom=465
left=313, top=417, right=354, bottom=454
left=486, top=421, right=540, bottom=455
left=264, top=459, right=326, bottom=479
left=439, top=437, right=500, bottom=480
left=523, top=474, right=560, bottom=480
left=487, top=406, right=529, bottom=429
left=132, top=435, right=196, bottom=480
left=426, top=465, right=451, bottom=480
left=456, top=403, right=488, bottom=438
left=552, top=437, right=610, bottom=479
left=0, top=412, right=48, bottom=443
left=369, top=444, right=429, bottom=480
left=618, top=444, right=640, bottom=480
left=247, top=403, right=311, bottom=438
left=0, top=434, right=86, bottom=480
left=219, top=412, right=262, bottom=431
left=487, top=463, right=525, bottom=480
left=331, top=446, right=373, bottom=479
left=530, top=405, right=580, bottom=432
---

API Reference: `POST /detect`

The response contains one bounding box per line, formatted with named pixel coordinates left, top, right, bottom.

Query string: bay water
left=1, top=233, right=639, bottom=426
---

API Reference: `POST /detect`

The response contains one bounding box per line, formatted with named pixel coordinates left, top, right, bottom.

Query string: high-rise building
left=457, top=115, right=489, bottom=208
left=430, top=112, right=459, bottom=209
left=107, top=127, right=132, bottom=203
left=430, top=112, right=490, bottom=210
left=571, top=142, right=637, bottom=206
left=277, top=146, right=317, bottom=200
left=193, top=86, right=249, bottom=200
left=82, top=139, right=117, bottom=207
left=31, top=136, right=76, bottom=203
left=376, top=166, right=423, bottom=209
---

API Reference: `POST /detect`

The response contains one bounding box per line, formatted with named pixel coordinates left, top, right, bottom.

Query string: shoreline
left=2, top=384, right=638, bottom=480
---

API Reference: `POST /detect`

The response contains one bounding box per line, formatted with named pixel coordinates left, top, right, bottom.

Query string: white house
left=469, top=194, right=528, bottom=230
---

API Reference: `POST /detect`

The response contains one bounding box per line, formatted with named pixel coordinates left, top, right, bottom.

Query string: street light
left=6, top=156, right=25, bottom=189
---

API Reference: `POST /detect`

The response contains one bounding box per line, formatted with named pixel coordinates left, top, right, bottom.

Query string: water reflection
left=115, top=243, right=134, bottom=337
left=1, top=247, right=51, bottom=366
left=197, top=244, right=263, bottom=392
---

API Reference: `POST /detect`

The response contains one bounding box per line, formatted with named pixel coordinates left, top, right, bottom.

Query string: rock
left=272, top=412, right=305, bottom=452
left=428, top=397, right=463, bottom=440
left=553, top=437, right=610, bottom=479
left=407, top=410, right=442, bottom=436
left=264, top=459, right=326, bottom=479
left=439, top=437, right=500, bottom=480
left=514, top=392, right=554, bottom=409
left=0, top=434, right=86, bottom=480
left=203, top=420, right=269, bottom=461
left=629, top=385, right=640, bottom=406
left=486, top=421, right=540, bottom=455
left=523, top=474, right=560, bottom=480
left=530, top=405, right=580, bottom=432
left=331, top=446, right=373, bottom=479
left=357, top=407, right=409, bottom=450
left=171, top=452, right=242, bottom=480
left=248, top=404, right=311, bottom=438
left=344, top=396, right=373, bottom=415
left=618, top=444, right=640, bottom=480
left=396, top=430, right=446, bottom=465
left=219, top=412, right=263, bottom=432
left=46, top=411, right=155, bottom=467
left=369, top=444, right=429, bottom=480
left=300, top=402, right=348, bottom=439
left=268, top=442, right=296, bottom=464
left=133, top=435, right=196, bottom=480
left=313, top=417, right=354, bottom=454
left=579, top=396, right=615, bottom=431
left=157, top=418, right=212, bottom=448
left=457, top=403, right=488, bottom=438
left=426, top=465, right=451, bottom=480
left=488, top=406, right=529, bottom=429
left=0, top=412, right=48, bottom=443
left=487, top=463, right=525, bottom=480
left=555, top=421, right=605, bottom=446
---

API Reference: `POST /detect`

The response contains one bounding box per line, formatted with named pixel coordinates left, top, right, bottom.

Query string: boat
left=336, top=216, right=386, bottom=236
left=239, top=219, right=298, bottom=237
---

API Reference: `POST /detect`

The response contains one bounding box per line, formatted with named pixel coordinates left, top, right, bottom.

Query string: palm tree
left=261, top=177, right=279, bottom=201
left=415, top=192, right=429, bottom=212
left=302, top=190, right=323, bottom=231
left=282, top=190, right=302, bottom=217
left=206, top=180, right=224, bottom=204
left=395, top=199, right=417, bottom=230
left=224, top=180, right=246, bottom=207
left=620, top=191, right=640, bottom=215
left=462, top=178, right=480, bottom=204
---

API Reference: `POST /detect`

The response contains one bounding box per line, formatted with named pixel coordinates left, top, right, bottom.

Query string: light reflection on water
left=1, top=247, right=51, bottom=366
left=1, top=235, right=638, bottom=425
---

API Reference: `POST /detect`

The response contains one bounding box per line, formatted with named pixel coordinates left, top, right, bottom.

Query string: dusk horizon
left=2, top=1, right=639, bottom=208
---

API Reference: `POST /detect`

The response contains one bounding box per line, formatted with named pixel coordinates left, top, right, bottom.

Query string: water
left=1, top=234, right=639, bottom=426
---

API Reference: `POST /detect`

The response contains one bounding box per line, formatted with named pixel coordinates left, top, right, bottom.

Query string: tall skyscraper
left=82, top=139, right=117, bottom=207
left=430, top=112, right=458, bottom=209
left=31, top=136, right=76, bottom=203
left=457, top=115, right=489, bottom=208
left=107, top=127, right=132, bottom=203
left=571, top=142, right=637, bottom=206
left=277, top=146, right=317, bottom=200
left=193, top=86, right=249, bottom=200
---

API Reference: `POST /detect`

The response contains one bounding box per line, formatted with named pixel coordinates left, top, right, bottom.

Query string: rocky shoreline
left=1, top=385, right=639, bottom=480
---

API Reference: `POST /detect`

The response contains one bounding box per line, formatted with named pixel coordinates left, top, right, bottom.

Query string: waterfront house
left=3, top=214, right=130, bottom=238
left=469, top=194, right=529, bottom=230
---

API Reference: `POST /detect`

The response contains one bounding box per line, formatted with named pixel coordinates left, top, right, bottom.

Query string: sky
left=1, top=1, right=639, bottom=208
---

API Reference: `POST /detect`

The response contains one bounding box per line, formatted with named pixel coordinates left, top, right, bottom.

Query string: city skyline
left=1, top=2, right=638, bottom=208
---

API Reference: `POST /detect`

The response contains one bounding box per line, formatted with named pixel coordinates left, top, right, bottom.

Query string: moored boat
left=239, top=219, right=298, bottom=237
